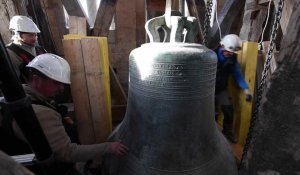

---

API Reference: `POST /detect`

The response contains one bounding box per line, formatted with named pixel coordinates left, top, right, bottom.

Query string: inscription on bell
left=152, top=69, right=181, bottom=76
left=147, top=76, right=183, bottom=82
left=152, top=63, right=184, bottom=70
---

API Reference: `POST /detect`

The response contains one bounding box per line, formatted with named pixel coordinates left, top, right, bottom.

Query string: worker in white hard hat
left=6, top=15, right=47, bottom=83
left=214, top=34, right=252, bottom=143
left=11, top=54, right=128, bottom=174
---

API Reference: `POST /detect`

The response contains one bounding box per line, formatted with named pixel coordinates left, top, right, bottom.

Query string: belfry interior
left=0, top=0, right=299, bottom=175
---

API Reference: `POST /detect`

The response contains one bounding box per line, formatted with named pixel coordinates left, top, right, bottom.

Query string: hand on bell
left=110, top=141, right=129, bottom=156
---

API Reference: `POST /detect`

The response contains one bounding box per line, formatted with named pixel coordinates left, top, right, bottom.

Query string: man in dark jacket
left=215, top=34, right=252, bottom=143
left=6, top=15, right=46, bottom=83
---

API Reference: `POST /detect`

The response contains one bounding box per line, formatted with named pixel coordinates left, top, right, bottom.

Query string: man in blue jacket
left=215, top=34, right=252, bottom=143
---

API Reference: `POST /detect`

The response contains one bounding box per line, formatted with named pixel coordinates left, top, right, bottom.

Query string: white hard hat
left=27, top=53, right=71, bottom=84
left=9, top=15, right=40, bottom=33
left=220, top=34, right=242, bottom=52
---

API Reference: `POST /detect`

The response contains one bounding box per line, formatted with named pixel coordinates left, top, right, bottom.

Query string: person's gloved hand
left=244, top=89, right=252, bottom=102
left=110, top=141, right=129, bottom=156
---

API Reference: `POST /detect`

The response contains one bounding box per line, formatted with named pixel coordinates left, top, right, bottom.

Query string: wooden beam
left=186, top=0, right=206, bottom=43
left=68, top=16, right=87, bottom=35
left=110, top=65, right=127, bottom=126
left=27, top=0, right=56, bottom=53
left=274, top=0, right=294, bottom=35
left=145, top=0, right=165, bottom=43
left=63, top=39, right=96, bottom=144
left=113, top=0, right=136, bottom=92
left=187, top=0, right=206, bottom=25
left=239, top=0, right=268, bottom=41
left=39, top=0, right=68, bottom=55
left=234, top=42, right=258, bottom=145
left=12, top=0, right=28, bottom=16
left=208, top=0, right=246, bottom=49
left=171, top=0, right=179, bottom=11
left=63, top=36, right=112, bottom=144
left=258, top=0, right=271, bottom=6
left=93, top=0, right=118, bottom=36
left=110, top=65, right=127, bottom=105
left=81, top=37, right=112, bottom=143
left=61, top=0, right=85, bottom=17
left=135, top=0, right=146, bottom=46
left=146, top=0, right=165, bottom=20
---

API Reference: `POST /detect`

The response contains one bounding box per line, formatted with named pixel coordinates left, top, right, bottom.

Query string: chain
left=203, top=0, right=213, bottom=46
left=239, top=0, right=285, bottom=170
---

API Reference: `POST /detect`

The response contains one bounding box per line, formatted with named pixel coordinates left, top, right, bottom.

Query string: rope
left=259, top=0, right=273, bottom=49
left=214, top=0, right=222, bottom=40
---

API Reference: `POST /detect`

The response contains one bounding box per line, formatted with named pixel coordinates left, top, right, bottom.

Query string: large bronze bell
left=103, top=5, right=238, bottom=175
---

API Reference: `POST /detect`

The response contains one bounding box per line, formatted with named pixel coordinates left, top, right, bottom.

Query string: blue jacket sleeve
left=231, top=63, right=249, bottom=90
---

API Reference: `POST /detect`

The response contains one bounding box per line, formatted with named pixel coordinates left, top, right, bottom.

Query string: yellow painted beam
left=63, top=34, right=112, bottom=135
left=63, top=34, right=85, bottom=39
left=98, top=37, right=112, bottom=131
left=235, top=42, right=258, bottom=145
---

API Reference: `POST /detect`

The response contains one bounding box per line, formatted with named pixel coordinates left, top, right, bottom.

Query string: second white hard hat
left=27, top=53, right=71, bottom=84
left=9, top=15, right=40, bottom=33
left=220, top=34, right=242, bottom=52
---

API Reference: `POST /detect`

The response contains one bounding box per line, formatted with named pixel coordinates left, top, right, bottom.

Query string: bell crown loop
left=145, top=1, right=198, bottom=43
